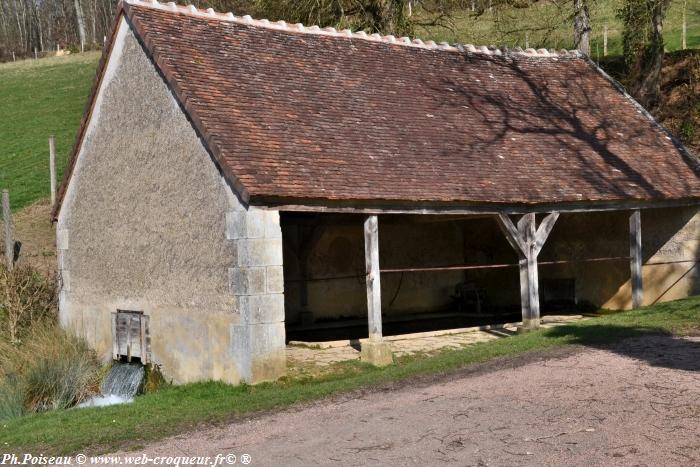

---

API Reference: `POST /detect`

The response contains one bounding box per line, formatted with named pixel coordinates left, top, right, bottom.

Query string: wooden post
left=682, top=0, right=687, bottom=50
left=629, top=210, right=643, bottom=308
left=603, top=25, right=608, bottom=56
left=111, top=312, right=119, bottom=360
left=2, top=190, right=12, bottom=270
left=497, top=212, right=559, bottom=330
left=364, top=215, right=382, bottom=341
left=49, top=135, right=57, bottom=206
left=34, top=47, right=37, bottom=59
left=12, top=51, right=15, bottom=62
left=519, top=214, right=539, bottom=327
left=360, top=215, right=392, bottom=366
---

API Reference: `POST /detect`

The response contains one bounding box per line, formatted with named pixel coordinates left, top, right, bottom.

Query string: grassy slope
left=0, top=52, right=100, bottom=211
left=2, top=296, right=700, bottom=455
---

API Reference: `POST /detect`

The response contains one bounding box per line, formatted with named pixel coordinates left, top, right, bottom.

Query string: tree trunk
left=573, top=0, right=591, bottom=55
left=73, top=0, right=85, bottom=50
left=91, top=0, right=96, bottom=44
left=630, top=0, right=669, bottom=109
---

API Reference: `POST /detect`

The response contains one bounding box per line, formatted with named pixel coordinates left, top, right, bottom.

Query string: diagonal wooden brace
left=497, top=212, right=559, bottom=330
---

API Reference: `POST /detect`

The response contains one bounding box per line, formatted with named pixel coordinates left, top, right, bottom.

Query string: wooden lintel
left=259, top=198, right=700, bottom=216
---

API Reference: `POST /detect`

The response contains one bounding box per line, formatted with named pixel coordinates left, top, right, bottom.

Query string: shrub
left=0, top=324, right=101, bottom=420
left=0, top=263, right=57, bottom=344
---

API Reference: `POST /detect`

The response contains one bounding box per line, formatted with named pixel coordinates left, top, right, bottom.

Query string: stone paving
left=287, top=315, right=585, bottom=372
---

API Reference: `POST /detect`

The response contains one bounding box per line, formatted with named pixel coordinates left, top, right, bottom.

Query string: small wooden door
left=111, top=310, right=150, bottom=363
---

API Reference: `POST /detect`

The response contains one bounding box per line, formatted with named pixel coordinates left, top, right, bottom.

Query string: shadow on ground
left=543, top=324, right=700, bottom=372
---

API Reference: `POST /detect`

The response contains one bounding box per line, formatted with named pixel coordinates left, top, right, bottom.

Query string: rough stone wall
left=57, top=19, right=284, bottom=384
left=541, top=207, right=700, bottom=310
left=620, top=207, right=700, bottom=308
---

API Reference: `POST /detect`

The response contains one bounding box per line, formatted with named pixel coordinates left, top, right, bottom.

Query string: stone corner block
left=265, top=266, right=284, bottom=294
left=237, top=238, right=283, bottom=267
left=238, top=294, right=284, bottom=325
left=56, top=228, right=69, bottom=250
left=263, top=210, right=282, bottom=239
left=227, top=210, right=269, bottom=240
left=360, top=340, right=393, bottom=367
left=229, top=267, right=266, bottom=296
left=59, top=269, right=71, bottom=292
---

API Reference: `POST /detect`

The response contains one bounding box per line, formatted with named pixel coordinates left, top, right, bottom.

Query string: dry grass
left=0, top=323, right=101, bottom=420
left=0, top=262, right=56, bottom=344
left=0, top=262, right=100, bottom=420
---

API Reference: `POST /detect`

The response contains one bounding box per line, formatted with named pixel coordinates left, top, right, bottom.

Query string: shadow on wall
left=642, top=208, right=700, bottom=306
left=543, top=323, right=700, bottom=372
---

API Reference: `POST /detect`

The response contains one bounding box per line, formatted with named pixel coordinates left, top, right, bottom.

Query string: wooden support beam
left=364, top=215, right=382, bottom=341
left=496, top=212, right=559, bottom=330
left=518, top=214, right=538, bottom=328
left=496, top=213, right=526, bottom=256
left=361, top=215, right=393, bottom=366
left=629, top=210, right=643, bottom=308
left=533, top=212, right=559, bottom=256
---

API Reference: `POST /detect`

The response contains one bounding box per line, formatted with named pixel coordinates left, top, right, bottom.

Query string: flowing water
left=101, top=362, right=146, bottom=398
left=78, top=362, right=145, bottom=408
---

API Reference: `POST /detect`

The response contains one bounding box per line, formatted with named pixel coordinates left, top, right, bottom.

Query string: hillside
left=0, top=52, right=100, bottom=212
left=657, top=50, right=700, bottom=154
left=424, top=0, right=699, bottom=59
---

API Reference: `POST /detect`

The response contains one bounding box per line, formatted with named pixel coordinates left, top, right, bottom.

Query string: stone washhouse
left=53, top=0, right=700, bottom=384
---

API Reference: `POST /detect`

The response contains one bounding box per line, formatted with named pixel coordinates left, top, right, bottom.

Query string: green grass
left=0, top=52, right=100, bottom=211
left=2, top=296, right=700, bottom=455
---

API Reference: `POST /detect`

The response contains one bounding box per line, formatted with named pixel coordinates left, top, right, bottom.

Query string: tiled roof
left=55, top=0, right=700, bottom=217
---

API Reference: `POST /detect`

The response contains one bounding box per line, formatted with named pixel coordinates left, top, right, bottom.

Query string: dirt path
left=117, top=335, right=700, bottom=466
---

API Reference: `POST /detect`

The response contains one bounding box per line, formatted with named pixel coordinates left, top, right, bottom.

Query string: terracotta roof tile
left=54, top=0, right=700, bottom=217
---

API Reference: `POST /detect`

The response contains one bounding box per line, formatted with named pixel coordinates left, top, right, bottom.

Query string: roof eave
left=249, top=194, right=700, bottom=215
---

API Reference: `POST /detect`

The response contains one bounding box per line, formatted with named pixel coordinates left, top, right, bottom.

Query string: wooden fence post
left=682, top=0, right=687, bottom=50
left=49, top=135, right=57, bottom=206
left=603, top=25, right=608, bottom=56
left=2, top=190, right=12, bottom=270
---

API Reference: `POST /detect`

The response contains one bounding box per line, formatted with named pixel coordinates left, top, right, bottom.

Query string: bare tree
left=573, top=0, right=590, bottom=54
left=620, top=0, right=671, bottom=109
left=73, top=0, right=86, bottom=50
